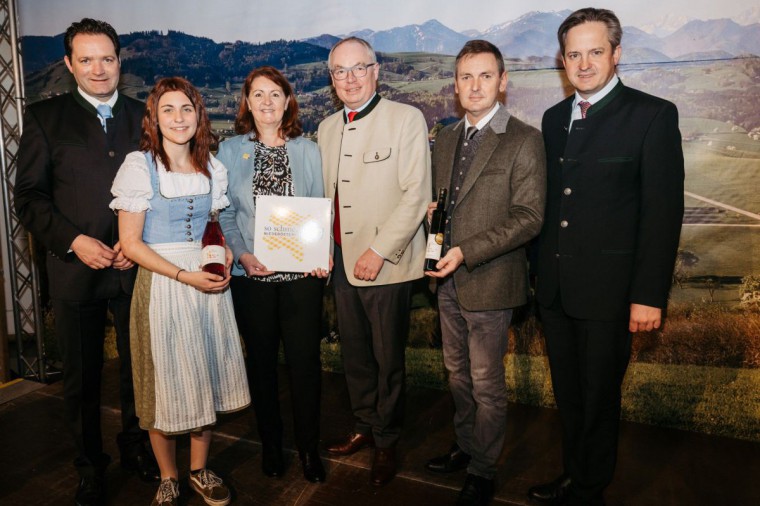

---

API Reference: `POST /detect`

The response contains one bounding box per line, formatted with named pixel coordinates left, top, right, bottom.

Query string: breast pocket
left=363, top=148, right=392, bottom=164
left=591, top=155, right=637, bottom=190
left=598, top=156, right=634, bottom=163
left=53, top=140, right=87, bottom=160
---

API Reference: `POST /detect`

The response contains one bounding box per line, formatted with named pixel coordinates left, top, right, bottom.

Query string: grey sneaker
left=189, top=469, right=231, bottom=506
left=150, top=477, right=179, bottom=506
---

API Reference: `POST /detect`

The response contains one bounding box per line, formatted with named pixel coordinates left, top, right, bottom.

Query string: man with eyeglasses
left=318, top=36, right=431, bottom=487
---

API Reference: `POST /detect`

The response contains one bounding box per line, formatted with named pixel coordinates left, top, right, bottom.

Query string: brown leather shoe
left=370, top=447, right=397, bottom=486
left=325, top=432, right=375, bottom=456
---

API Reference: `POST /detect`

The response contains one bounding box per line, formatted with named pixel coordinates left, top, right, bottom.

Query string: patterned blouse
left=252, top=139, right=303, bottom=283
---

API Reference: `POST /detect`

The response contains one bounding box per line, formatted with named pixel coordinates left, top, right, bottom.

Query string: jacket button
left=559, top=157, right=564, bottom=164
left=560, top=220, right=568, bottom=228
left=185, top=217, right=191, bottom=222
left=186, top=237, right=193, bottom=242
left=188, top=206, right=194, bottom=210
left=108, top=150, right=115, bottom=158
left=555, top=253, right=560, bottom=258
left=186, top=224, right=191, bottom=229
left=188, top=198, right=194, bottom=203
left=563, top=187, right=572, bottom=195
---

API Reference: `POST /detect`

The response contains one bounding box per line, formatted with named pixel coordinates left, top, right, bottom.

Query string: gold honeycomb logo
left=262, top=209, right=314, bottom=262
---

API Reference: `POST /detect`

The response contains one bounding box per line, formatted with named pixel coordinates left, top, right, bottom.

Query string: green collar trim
left=585, top=80, right=623, bottom=117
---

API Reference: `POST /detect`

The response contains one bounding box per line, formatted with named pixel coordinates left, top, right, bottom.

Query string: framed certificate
left=253, top=195, right=331, bottom=272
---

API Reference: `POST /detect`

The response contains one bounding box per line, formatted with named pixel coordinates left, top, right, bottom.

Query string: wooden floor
left=0, top=359, right=758, bottom=506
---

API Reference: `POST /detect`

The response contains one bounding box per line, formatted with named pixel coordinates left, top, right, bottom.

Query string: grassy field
left=508, top=68, right=569, bottom=90
left=388, top=78, right=450, bottom=93
left=384, top=52, right=453, bottom=64
left=675, top=226, right=760, bottom=282
left=52, top=309, right=756, bottom=444
left=673, top=110, right=760, bottom=292
left=684, top=146, right=760, bottom=212
left=660, top=60, right=755, bottom=92
left=670, top=282, right=745, bottom=304
left=621, top=361, right=760, bottom=441
left=312, top=296, right=760, bottom=443
left=320, top=345, right=760, bottom=442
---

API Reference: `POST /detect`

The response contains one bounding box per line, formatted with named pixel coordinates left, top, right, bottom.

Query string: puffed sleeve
left=209, top=154, right=231, bottom=211
left=109, top=151, right=153, bottom=212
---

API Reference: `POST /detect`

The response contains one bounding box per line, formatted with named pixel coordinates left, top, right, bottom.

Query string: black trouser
left=230, top=275, right=324, bottom=453
left=332, top=246, right=412, bottom=448
left=539, top=301, right=632, bottom=504
left=52, top=292, right=143, bottom=478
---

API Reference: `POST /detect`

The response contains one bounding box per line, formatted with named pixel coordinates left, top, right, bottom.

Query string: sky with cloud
left=19, top=0, right=754, bottom=42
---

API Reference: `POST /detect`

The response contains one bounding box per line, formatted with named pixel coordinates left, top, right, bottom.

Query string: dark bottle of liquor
left=201, top=210, right=226, bottom=277
left=424, top=188, right=448, bottom=271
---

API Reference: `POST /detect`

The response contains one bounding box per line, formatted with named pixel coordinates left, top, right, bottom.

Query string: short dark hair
left=455, top=40, right=505, bottom=77
left=557, top=8, right=622, bottom=56
left=234, top=66, right=303, bottom=139
left=64, top=18, right=120, bottom=59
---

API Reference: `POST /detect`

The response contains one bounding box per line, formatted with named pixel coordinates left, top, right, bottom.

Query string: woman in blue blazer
left=217, top=66, right=328, bottom=483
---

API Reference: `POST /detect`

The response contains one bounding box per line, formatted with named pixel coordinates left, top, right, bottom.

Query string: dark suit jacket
left=536, top=81, right=684, bottom=320
left=433, top=106, right=546, bottom=311
left=15, top=91, right=144, bottom=301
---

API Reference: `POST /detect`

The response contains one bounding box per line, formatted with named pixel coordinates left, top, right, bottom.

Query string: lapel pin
left=243, top=153, right=250, bottom=159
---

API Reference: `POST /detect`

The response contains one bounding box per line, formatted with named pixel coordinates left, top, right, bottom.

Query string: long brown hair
left=139, top=77, right=217, bottom=177
left=234, top=66, right=303, bottom=139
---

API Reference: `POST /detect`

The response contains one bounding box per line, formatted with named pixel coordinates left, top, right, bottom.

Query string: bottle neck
left=437, top=190, right=447, bottom=210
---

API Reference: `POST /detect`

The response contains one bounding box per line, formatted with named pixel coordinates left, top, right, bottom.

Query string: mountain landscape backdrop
left=19, top=10, right=760, bottom=314
left=23, top=11, right=760, bottom=78
left=11, top=2, right=760, bottom=444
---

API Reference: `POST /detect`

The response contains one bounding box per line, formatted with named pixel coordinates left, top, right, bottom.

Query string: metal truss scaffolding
left=0, top=0, right=46, bottom=381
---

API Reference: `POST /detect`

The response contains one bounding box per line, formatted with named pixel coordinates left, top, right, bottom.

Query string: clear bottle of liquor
left=424, top=188, right=448, bottom=271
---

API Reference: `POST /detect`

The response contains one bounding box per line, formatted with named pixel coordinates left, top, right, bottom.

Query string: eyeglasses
left=330, top=63, right=377, bottom=81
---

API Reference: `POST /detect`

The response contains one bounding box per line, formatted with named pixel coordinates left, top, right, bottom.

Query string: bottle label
left=425, top=233, right=444, bottom=261
left=201, top=245, right=225, bottom=266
